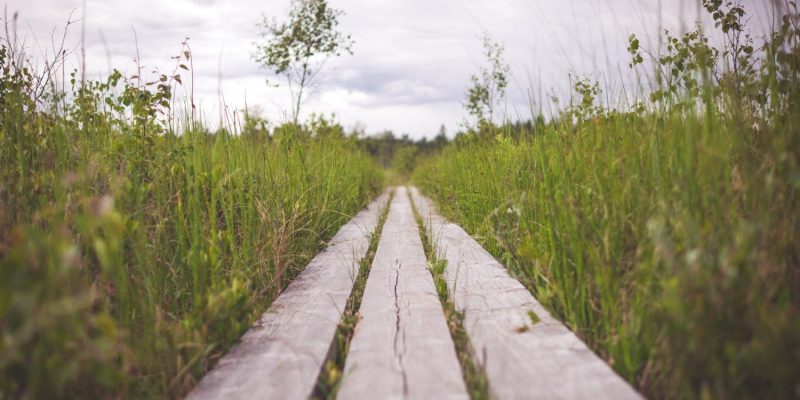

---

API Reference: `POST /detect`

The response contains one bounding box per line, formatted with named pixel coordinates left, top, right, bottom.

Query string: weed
left=0, top=33, right=382, bottom=398
left=414, top=3, right=800, bottom=398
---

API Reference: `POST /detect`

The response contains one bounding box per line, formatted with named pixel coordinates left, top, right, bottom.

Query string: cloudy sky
left=2, top=0, right=776, bottom=138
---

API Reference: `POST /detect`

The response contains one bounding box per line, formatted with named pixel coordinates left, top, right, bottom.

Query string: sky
left=1, top=0, right=777, bottom=138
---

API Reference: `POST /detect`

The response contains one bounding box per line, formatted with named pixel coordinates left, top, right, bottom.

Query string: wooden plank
left=409, top=187, right=642, bottom=400
left=185, top=191, right=391, bottom=400
left=338, top=186, right=469, bottom=400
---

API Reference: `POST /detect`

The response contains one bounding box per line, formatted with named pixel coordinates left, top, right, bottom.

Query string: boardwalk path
left=187, top=186, right=642, bottom=400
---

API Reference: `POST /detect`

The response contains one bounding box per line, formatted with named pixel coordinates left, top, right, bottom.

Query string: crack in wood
left=338, top=187, right=467, bottom=400
left=391, top=260, right=409, bottom=397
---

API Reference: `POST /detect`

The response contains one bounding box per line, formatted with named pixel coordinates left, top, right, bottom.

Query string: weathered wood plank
left=338, top=186, right=468, bottom=400
left=409, top=187, right=642, bottom=400
left=185, top=191, right=391, bottom=400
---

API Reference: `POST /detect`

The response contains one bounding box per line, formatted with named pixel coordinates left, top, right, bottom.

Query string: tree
left=253, top=0, right=353, bottom=123
left=465, top=33, right=510, bottom=128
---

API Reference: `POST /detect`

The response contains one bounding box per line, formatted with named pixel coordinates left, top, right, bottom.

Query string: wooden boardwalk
left=186, top=192, right=390, bottom=400
left=338, top=187, right=467, bottom=400
left=186, top=186, right=642, bottom=400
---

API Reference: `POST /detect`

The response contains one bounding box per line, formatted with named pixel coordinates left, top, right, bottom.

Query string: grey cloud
left=3, top=0, right=778, bottom=138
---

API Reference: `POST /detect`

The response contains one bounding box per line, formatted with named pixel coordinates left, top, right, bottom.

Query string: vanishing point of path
left=186, top=186, right=642, bottom=400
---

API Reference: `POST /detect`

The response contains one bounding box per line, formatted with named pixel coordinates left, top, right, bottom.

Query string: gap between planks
left=337, top=186, right=469, bottom=400
left=185, top=191, right=390, bottom=400
left=410, top=186, right=643, bottom=400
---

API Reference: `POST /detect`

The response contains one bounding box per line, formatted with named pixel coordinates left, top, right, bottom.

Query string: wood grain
left=338, top=187, right=468, bottom=400
left=185, top=191, right=390, bottom=400
left=410, top=187, right=642, bottom=400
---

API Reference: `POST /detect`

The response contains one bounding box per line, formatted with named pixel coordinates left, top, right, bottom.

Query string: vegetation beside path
left=415, top=3, right=800, bottom=399
left=0, top=43, right=381, bottom=398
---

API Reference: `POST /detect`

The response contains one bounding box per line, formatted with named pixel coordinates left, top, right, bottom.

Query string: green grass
left=416, top=106, right=799, bottom=400
left=0, top=45, right=382, bottom=398
left=413, top=7, right=800, bottom=399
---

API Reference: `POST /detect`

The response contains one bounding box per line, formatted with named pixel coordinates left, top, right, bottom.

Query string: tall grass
left=0, top=39, right=382, bottom=398
left=415, top=4, right=799, bottom=399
